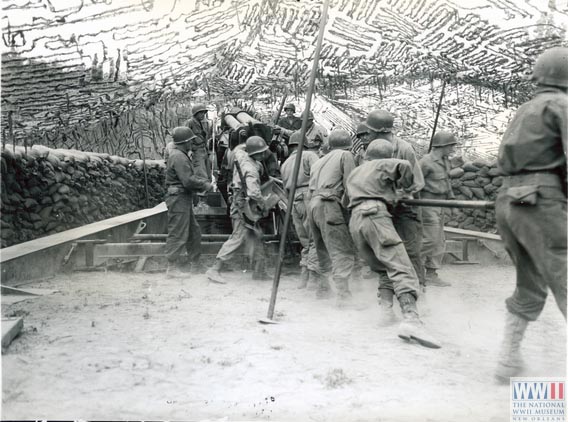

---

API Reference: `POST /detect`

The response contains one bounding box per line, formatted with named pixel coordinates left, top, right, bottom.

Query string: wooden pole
left=428, top=78, right=447, bottom=153
left=261, top=0, right=330, bottom=324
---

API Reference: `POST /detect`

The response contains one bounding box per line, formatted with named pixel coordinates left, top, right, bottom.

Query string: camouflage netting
left=2, top=0, right=567, bottom=154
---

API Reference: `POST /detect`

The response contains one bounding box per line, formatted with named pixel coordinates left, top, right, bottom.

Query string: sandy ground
left=1, top=263, right=566, bottom=421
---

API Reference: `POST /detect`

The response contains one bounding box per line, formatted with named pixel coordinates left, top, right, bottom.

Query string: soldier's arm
left=172, top=154, right=210, bottom=192
left=242, top=161, right=264, bottom=202
left=395, top=161, right=416, bottom=191
left=341, top=152, right=357, bottom=189
left=400, top=146, right=425, bottom=193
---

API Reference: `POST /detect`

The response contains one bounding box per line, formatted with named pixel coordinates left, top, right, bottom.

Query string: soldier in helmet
left=300, top=110, right=329, bottom=151
left=165, top=127, right=213, bottom=277
left=362, top=109, right=427, bottom=308
left=280, top=131, right=321, bottom=288
left=186, top=103, right=213, bottom=185
left=346, top=138, right=440, bottom=348
left=275, top=103, right=302, bottom=142
left=494, top=46, right=567, bottom=383
left=419, top=131, right=458, bottom=287
left=353, top=122, right=370, bottom=166
left=308, top=129, right=357, bottom=305
left=205, top=136, right=271, bottom=283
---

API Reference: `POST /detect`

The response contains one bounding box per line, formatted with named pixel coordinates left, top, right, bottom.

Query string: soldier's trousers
left=165, top=193, right=201, bottom=263
left=309, top=197, right=354, bottom=291
left=379, top=203, right=426, bottom=289
left=216, top=208, right=265, bottom=266
left=350, top=204, right=419, bottom=299
left=291, top=189, right=318, bottom=271
left=421, top=194, right=446, bottom=270
left=496, top=186, right=567, bottom=321
left=191, top=146, right=212, bottom=182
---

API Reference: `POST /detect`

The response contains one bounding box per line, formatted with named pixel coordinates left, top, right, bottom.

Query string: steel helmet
left=284, top=103, right=296, bottom=112
left=246, top=136, right=269, bottom=156
left=301, top=110, right=315, bottom=120
left=531, top=47, right=568, bottom=88
left=192, top=103, right=208, bottom=115
left=288, top=131, right=306, bottom=147
left=328, top=129, right=352, bottom=150
left=172, top=127, right=196, bottom=144
left=355, top=122, right=368, bottom=136
left=431, top=131, right=458, bottom=147
left=365, top=139, right=393, bottom=160
left=364, top=110, right=394, bottom=133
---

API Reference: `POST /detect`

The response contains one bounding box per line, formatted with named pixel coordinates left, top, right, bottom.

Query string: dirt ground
left=1, top=262, right=566, bottom=421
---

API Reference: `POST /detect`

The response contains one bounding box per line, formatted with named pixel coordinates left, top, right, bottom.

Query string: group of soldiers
left=163, top=46, right=567, bottom=377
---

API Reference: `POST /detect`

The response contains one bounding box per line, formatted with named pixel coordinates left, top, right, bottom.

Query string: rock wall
left=444, top=156, right=502, bottom=233
left=1, top=145, right=165, bottom=248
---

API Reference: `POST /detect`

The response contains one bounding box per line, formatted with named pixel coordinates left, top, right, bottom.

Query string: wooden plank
left=444, top=227, right=501, bottom=241
left=0, top=202, right=167, bottom=264
left=2, top=318, right=23, bottom=349
left=1, top=286, right=57, bottom=296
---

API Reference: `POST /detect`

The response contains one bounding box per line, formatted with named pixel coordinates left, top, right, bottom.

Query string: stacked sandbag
left=443, top=156, right=502, bottom=232
left=1, top=144, right=166, bottom=248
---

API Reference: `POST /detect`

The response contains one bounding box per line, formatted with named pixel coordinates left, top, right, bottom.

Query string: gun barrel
left=224, top=114, right=242, bottom=130
left=400, top=198, right=495, bottom=210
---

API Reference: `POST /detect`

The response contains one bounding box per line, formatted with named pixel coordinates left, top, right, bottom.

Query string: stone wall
left=1, top=145, right=165, bottom=248
left=444, top=156, right=502, bottom=233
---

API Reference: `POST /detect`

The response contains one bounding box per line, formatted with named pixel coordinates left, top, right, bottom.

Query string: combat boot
left=334, top=277, right=353, bottom=307
left=252, top=257, right=271, bottom=281
left=425, top=268, right=451, bottom=287
left=313, top=272, right=333, bottom=299
left=166, top=260, right=191, bottom=279
left=495, top=312, right=529, bottom=383
left=190, top=258, right=206, bottom=274
left=377, top=288, right=396, bottom=326
left=205, top=259, right=227, bottom=284
left=307, top=269, right=320, bottom=291
left=397, top=293, right=441, bottom=349
left=297, top=267, right=309, bottom=289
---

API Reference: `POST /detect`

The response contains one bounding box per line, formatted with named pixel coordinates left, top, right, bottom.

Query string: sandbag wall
left=1, top=145, right=166, bottom=248
left=443, top=157, right=502, bottom=233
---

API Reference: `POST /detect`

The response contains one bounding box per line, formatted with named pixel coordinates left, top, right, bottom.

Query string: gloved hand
left=187, top=151, right=193, bottom=161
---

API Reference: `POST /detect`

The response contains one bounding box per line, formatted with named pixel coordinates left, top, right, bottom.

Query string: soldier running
left=308, top=129, right=357, bottom=305
left=494, top=46, right=567, bottom=382
left=165, top=127, right=213, bottom=277
left=347, top=138, right=441, bottom=348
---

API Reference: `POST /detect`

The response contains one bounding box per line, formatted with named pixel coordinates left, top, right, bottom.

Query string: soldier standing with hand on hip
left=165, top=127, right=213, bottom=277
left=419, top=131, right=458, bottom=287
left=494, top=46, right=567, bottom=382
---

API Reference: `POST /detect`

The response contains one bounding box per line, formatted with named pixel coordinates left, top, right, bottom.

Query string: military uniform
left=496, top=85, right=567, bottom=321
left=215, top=145, right=266, bottom=265
left=378, top=138, right=426, bottom=289
left=186, top=116, right=212, bottom=181
left=281, top=149, right=320, bottom=274
left=308, top=148, right=356, bottom=298
left=165, top=146, right=211, bottom=265
left=419, top=153, right=452, bottom=272
left=304, top=122, right=329, bottom=149
left=347, top=158, right=420, bottom=298
left=277, top=115, right=302, bottom=141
